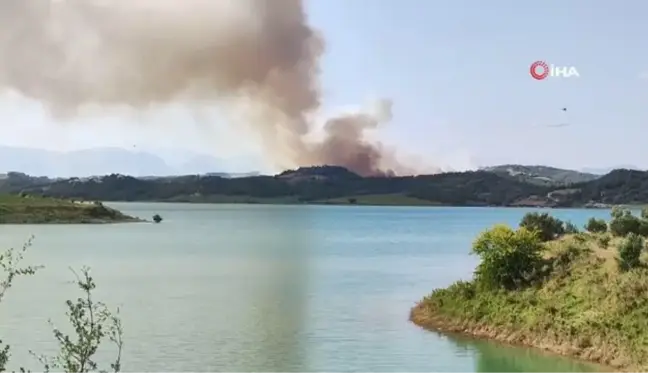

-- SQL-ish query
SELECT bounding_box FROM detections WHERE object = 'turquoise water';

[0,204,612,372]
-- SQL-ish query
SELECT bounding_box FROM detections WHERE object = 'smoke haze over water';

[0,0,425,176]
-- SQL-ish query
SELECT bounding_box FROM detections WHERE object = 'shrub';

[642,208,648,220]
[0,237,41,372]
[609,207,648,237]
[598,234,611,249]
[573,232,588,243]
[519,212,565,241]
[617,233,644,271]
[32,268,123,373]
[552,242,589,274]
[564,221,579,234]
[584,218,607,234]
[472,224,544,290]
[611,206,627,219]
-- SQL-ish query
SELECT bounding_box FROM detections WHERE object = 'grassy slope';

[0,194,141,224]
[410,233,648,371]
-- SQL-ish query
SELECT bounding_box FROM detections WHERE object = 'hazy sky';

[0,0,646,172]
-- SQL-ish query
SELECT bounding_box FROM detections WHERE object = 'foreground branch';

[0,237,124,373]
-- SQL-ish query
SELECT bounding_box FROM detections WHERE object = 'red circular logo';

[530,61,549,80]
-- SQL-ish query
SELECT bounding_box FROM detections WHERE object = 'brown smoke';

[0,0,412,176]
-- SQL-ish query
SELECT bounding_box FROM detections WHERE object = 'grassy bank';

[411,210,648,371]
[0,194,143,223]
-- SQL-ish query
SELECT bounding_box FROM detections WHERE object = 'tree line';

[4,167,648,206]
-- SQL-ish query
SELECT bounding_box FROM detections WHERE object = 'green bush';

[609,207,648,237]
[598,234,611,249]
[564,221,579,234]
[584,217,607,234]
[519,212,565,241]
[472,224,544,290]
[640,208,648,220]
[617,233,644,271]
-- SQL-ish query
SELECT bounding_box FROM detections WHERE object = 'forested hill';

[560,169,648,205]
[481,164,600,185]
[0,166,646,207]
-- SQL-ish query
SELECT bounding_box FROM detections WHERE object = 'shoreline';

[409,304,620,372]
[0,218,148,225]
[408,211,648,373]
[107,198,615,209]
[0,194,148,224]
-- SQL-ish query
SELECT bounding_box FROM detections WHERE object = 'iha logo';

[529,61,580,80]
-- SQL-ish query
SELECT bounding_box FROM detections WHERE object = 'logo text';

[530,61,579,80]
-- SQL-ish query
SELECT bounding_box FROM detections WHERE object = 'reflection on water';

[450,334,602,372]
[0,204,613,372]
[241,253,310,369]
[204,206,313,371]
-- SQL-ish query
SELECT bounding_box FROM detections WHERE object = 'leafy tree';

[584,218,608,234]
[519,212,565,241]
[472,225,544,290]
[617,233,644,271]
[0,238,123,373]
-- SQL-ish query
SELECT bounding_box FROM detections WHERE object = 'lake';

[0,204,613,372]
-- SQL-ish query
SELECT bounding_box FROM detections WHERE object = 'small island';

[410,209,648,371]
[0,193,142,224]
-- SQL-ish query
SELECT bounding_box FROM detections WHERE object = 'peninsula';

[410,209,648,371]
[0,194,142,224]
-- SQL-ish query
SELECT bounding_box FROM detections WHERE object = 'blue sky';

[0,0,646,172]
[307,0,647,170]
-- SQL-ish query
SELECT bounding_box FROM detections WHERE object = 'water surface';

[0,204,610,372]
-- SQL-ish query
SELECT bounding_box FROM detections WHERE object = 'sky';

[0,0,646,173]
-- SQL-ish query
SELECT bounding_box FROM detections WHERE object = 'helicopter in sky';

[547,108,569,127]
[533,107,570,128]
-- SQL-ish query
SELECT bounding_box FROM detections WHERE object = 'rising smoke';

[0,0,415,176]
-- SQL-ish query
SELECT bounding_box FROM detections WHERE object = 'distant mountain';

[0,146,257,177]
[580,165,642,175]
[482,164,600,186]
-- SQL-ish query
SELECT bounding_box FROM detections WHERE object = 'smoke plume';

[0,0,412,176]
